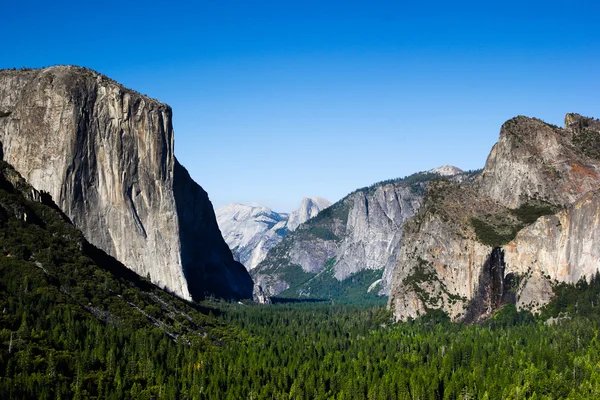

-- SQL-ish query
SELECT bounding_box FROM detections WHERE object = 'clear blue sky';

[3,1,599,212]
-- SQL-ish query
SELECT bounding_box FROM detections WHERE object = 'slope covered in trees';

[0,161,234,399]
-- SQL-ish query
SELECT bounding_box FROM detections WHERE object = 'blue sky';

[3,1,599,211]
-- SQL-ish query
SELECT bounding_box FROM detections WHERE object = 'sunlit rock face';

[504,188,600,312]
[388,182,516,321]
[0,66,252,300]
[286,197,332,231]
[479,115,600,209]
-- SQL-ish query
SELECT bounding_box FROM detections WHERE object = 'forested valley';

[2,159,600,399]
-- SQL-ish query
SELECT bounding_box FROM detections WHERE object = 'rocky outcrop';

[216,204,289,270]
[479,115,600,208]
[252,283,272,304]
[504,188,600,312]
[428,165,463,177]
[216,197,331,271]
[335,184,422,283]
[388,181,520,321]
[286,197,332,231]
[0,66,252,300]
[252,170,465,299]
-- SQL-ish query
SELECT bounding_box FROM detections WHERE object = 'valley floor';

[195,299,600,400]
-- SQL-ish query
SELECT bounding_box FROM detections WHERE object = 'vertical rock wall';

[0,66,252,300]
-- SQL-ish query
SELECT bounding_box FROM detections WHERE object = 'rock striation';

[0,66,252,301]
[504,188,600,312]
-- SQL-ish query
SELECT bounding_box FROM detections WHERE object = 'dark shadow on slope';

[80,230,222,317]
[462,247,515,323]
[80,218,223,317]
[173,159,253,301]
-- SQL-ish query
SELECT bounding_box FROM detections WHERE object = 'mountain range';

[250,165,472,301]
[249,113,600,321]
[2,65,600,325]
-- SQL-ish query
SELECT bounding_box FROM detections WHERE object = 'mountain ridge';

[252,167,474,301]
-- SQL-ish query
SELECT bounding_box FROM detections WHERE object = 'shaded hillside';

[0,161,234,399]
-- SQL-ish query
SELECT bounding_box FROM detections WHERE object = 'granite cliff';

[252,168,470,300]
[504,187,600,313]
[388,181,521,321]
[286,197,332,231]
[480,115,600,208]
[389,113,600,321]
[0,66,252,300]
[216,197,331,271]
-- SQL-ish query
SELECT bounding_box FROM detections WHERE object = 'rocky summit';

[389,113,600,321]
[216,197,331,271]
[428,165,464,176]
[0,66,252,301]
[479,114,600,208]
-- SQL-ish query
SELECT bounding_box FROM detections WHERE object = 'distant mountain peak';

[287,197,332,231]
[428,165,464,176]
[216,197,331,270]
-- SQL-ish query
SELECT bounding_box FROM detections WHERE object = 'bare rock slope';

[388,181,521,322]
[504,187,600,312]
[480,115,600,208]
[0,66,252,300]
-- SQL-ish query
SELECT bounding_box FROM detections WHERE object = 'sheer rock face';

[484,114,600,313]
[252,283,272,304]
[504,189,600,312]
[216,197,331,271]
[0,66,252,300]
[173,161,253,300]
[336,185,422,284]
[479,115,600,209]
